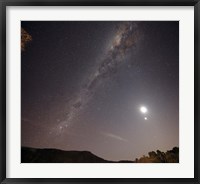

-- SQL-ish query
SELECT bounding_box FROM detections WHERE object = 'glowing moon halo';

[140,106,148,114]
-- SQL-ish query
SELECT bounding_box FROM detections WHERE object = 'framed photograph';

[0,0,199,183]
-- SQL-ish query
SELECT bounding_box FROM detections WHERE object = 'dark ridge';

[21,146,179,163]
[21,147,116,163]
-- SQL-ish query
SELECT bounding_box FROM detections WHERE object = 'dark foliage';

[134,147,179,163]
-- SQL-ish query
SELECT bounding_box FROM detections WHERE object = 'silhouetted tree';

[134,147,179,163]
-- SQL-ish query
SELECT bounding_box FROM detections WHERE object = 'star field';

[21,21,179,161]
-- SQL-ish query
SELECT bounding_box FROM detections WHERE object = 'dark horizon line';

[21,145,179,163]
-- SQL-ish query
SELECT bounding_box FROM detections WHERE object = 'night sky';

[21,21,179,161]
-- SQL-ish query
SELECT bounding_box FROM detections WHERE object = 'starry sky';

[21,21,179,161]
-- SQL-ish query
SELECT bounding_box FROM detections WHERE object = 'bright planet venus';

[140,106,148,114]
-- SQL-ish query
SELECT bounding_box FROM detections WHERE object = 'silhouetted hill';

[21,146,178,163]
[21,147,115,163]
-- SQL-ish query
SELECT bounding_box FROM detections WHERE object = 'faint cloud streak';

[101,132,128,142]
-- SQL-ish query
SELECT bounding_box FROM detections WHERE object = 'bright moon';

[144,117,148,120]
[140,106,148,113]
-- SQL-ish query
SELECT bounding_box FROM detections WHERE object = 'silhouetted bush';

[134,147,179,163]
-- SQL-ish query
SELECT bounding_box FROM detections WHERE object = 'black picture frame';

[0,0,199,183]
